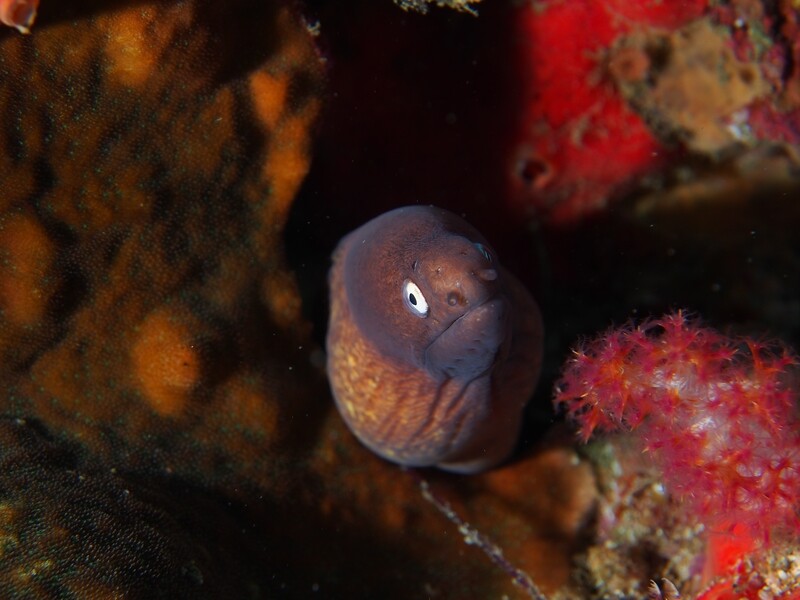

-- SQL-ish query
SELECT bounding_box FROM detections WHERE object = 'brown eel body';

[326,206,543,473]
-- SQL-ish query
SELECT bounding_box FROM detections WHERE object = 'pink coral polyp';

[555,312,800,542]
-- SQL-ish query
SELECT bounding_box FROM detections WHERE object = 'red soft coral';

[555,312,800,544]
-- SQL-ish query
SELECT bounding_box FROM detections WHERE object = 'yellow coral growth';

[250,72,290,130]
[131,309,201,417]
[0,214,55,327]
[103,4,198,88]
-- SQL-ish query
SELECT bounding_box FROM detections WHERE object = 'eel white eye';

[402,279,429,317]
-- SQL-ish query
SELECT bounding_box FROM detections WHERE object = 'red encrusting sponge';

[510,0,708,223]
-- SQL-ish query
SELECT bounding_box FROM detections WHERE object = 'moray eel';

[326,206,543,474]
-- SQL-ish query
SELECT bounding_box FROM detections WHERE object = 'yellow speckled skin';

[326,206,543,473]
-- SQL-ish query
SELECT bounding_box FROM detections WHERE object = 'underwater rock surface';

[0,417,281,598]
[0,0,325,488]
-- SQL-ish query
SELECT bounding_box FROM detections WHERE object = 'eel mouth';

[423,294,510,381]
[424,293,497,351]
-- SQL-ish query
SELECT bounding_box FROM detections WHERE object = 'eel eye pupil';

[402,280,429,318]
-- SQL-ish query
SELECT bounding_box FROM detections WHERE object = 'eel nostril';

[446,291,464,306]
[477,268,498,282]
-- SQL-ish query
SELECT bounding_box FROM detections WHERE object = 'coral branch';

[554,311,800,544]
[414,472,546,599]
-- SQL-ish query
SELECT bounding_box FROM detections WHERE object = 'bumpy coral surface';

[612,19,769,154]
[510,0,800,224]
[0,0,325,488]
[510,0,707,223]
